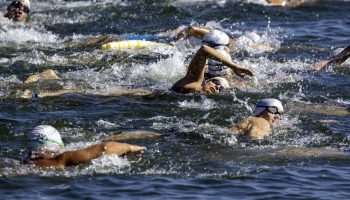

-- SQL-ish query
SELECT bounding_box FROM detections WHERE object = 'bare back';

[229,116,271,140]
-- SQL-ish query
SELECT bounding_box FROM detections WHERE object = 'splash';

[0,21,61,46]
[116,51,186,89]
[178,97,217,110]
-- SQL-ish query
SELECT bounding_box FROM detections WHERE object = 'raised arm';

[314,45,350,71]
[171,45,254,93]
[31,142,145,169]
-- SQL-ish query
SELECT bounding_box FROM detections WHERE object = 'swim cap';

[203,30,230,47]
[253,98,284,116]
[20,0,30,9]
[207,46,231,77]
[28,125,64,151]
[209,77,230,89]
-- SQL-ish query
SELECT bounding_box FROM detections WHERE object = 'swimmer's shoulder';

[246,117,271,140]
[231,116,271,139]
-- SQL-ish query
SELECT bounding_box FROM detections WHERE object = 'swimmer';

[22,125,145,169]
[171,30,254,94]
[313,45,350,71]
[1,0,30,22]
[230,98,284,140]
[21,31,254,97]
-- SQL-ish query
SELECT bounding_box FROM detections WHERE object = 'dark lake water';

[1,0,350,199]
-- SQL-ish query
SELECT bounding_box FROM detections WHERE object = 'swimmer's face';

[6,1,29,21]
[202,80,223,93]
[260,110,281,125]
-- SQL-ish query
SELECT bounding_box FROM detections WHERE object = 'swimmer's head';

[202,77,230,93]
[5,0,30,21]
[203,30,230,47]
[253,98,284,124]
[28,125,64,152]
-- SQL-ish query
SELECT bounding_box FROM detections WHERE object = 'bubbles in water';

[178,97,217,110]
[95,119,119,129]
[90,155,131,171]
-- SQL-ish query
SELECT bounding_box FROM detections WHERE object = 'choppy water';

[1,0,350,199]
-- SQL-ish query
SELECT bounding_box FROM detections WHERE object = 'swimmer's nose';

[214,85,220,91]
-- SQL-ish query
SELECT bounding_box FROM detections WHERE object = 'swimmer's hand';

[233,67,255,77]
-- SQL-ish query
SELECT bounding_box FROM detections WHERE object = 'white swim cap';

[209,77,230,89]
[203,30,230,47]
[20,0,30,9]
[28,125,64,151]
[253,98,284,116]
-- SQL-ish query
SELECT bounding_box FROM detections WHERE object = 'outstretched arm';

[314,45,350,71]
[174,25,210,41]
[174,26,236,45]
[31,142,145,169]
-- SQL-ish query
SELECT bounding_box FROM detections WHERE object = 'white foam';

[178,97,217,110]
[117,51,187,89]
[95,119,119,129]
[234,29,281,54]
[0,21,61,46]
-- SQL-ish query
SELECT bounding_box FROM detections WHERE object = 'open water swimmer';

[22,125,145,169]
[171,30,254,94]
[1,0,30,22]
[230,98,284,140]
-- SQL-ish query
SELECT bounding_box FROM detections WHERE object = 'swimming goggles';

[261,106,284,116]
[7,1,30,13]
[203,41,229,48]
[209,78,224,91]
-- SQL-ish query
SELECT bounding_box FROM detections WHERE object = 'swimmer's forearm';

[175,26,210,40]
[329,45,350,65]
[202,45,254,76]
[314,45,350,71]
[188,26,210,39]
